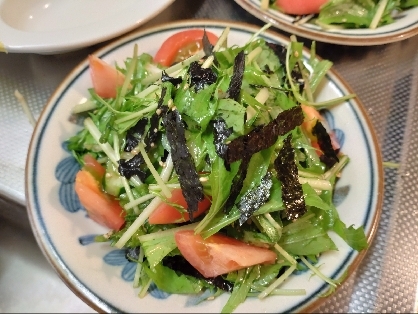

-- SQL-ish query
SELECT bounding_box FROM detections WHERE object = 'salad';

[67,25,368,313]
[261,0,418,30]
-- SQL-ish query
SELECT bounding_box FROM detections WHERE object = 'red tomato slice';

[175,230,277,278]
[82,154,105,180]
[74,169,125,230]
[148,188,210,224]
[88,54,126,99]
[153,29,219,67]
[276,0,329,15]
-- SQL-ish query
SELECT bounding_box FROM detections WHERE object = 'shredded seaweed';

[161,70,183,86]
[118,154,147,180]
[225,106,304,164]
[224,155,251,214]
[213,117,233,161]
[189,61,217,93]
[202,29,214,57]
[124,118,148,152]
[163,255,234,292]
[226,50,245,102]
[163,109,204,220]
[312,121,339,169]
[274,134,306,221]
[237,172,273,225]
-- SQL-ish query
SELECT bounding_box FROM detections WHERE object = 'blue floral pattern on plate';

[55,108,349,297]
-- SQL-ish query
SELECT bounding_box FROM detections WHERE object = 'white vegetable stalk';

[137,222,199,242]
[84,117,118,165]
[124,194,155,210]
[114,153,174,249]
[137,142,172,198]
[115,197,163,249]
[258,265,297,299]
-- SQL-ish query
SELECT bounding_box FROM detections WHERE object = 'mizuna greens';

[266,0,418,30]
[67,26,368,313]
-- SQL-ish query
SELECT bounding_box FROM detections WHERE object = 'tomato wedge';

[82,154,105,180]
[175,230,277,278]
[148,188,210,224]
[74,169,125,230]
[276,0,329,15]
[153,29,219,67]
[88,54,126,99]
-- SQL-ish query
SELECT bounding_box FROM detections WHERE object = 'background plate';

[0,0,174,54]
[235,0,418,45]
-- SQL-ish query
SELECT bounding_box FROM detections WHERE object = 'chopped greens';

[67,25,368,313]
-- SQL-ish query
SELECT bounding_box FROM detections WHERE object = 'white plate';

[26,20,383,313]
[235,0,418,45]
[0,0,174,54]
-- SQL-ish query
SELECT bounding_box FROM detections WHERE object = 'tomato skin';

[88,54,126,99]
[82,154,105,180]
[153,29,219,67]
[276,0,329,15]
[175,230,277,278]
[74,169,125,230]
[148,189,210,224]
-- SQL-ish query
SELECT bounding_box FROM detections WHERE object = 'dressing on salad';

[67,25,368,313]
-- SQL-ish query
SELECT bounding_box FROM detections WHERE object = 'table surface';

[1,0,418,312]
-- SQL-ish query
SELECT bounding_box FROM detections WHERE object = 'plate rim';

[25,18,384,313]
[235,0,418,46]
[0,0,175,54]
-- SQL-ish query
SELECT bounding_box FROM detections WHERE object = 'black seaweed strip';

[118,154,147,180]
[223,154,251,213]
[189,62,217,93]
[162,255,234,292]
[144,87,168,148]
[274,134,306,220]
[237,172,273,225]
[202,29,214,57]
[213,117,233,160]
[225,106,304,164]
[226,50,245,102]
[163,110,204,220]
[161,70,183,86]
[312,121,339,169]
[124,118,148,152]
[119,88,168,180]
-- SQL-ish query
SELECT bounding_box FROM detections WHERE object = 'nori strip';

[118,154,147,181]
[119,88,168,180]
[213,117,233,161]
[189,61,217,93]
[312,121,339,168]
[161,70,183,86]
[223,154,251,214]
[144,86,168,148]
[162,255,234,292]
[202,29,214,57]
[123,118,148,152]
[237,172,273,225]
[163,109,204,220]
[225,106,304,164]
[274,134,306,221]
[226,50,245,102]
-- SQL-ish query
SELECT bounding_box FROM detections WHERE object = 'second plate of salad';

[235,0,418,45]
[26,20,383,313]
